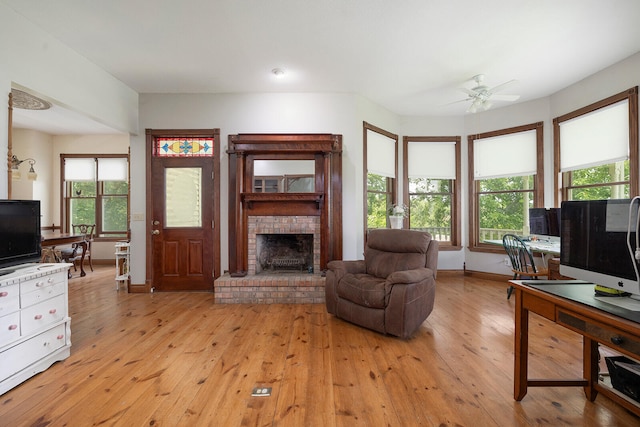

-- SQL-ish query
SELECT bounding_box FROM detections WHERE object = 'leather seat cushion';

[336,273,386,308]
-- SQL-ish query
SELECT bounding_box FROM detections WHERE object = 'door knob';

[152,230,160,235]
[153,220,160,225]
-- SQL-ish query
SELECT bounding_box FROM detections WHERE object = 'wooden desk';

[511,280,640,416]
[41,232,88,277]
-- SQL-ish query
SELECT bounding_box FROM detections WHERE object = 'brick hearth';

[214,273,325,304]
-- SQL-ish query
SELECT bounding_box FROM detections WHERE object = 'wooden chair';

[68,223,96,273]
[502,234,548,299]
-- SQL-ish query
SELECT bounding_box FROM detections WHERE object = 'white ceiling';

[6,0,640,134]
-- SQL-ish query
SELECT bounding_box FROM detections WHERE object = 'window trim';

[363,122,398,244]
[60,153,130,241]
[553,87,639,204]
[403,136,461,250]
[468,122,544,253]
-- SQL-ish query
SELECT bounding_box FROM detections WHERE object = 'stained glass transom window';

[155,137,215,157]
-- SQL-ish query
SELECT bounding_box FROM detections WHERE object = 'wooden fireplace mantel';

[227,133,342,277]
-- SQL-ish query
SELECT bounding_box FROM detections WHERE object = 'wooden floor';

[1,266,639,426]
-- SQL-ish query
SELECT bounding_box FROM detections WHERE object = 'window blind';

[64,158,96,181]
[473,130,537,180]
[97,157,128,181]
[367,129,396,178]
[408,141,456,179]
[559,100,629,172]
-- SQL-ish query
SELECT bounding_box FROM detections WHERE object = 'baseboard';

[463,269,511,282]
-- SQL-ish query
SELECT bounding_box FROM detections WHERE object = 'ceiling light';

[271,68,285,77]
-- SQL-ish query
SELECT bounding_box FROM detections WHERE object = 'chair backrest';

[72,223,96,241]
[502,234,538,274]
[365,229,434,278]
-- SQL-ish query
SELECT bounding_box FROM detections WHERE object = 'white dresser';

[0,263,72,395]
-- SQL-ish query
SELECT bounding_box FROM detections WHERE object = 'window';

[554,87,638,202]
[62,154,129,239]
[403,136,461,248]
[468,123,544,251]
[364,122,398,232]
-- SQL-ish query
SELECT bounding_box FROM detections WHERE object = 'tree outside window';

[63,155,129,239]
[468,123,544,251]
[554,88,638,202]
[404,137,461,247]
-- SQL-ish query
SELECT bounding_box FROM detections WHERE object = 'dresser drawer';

[0,323,67,380]
[0,284,19,316]
[21,281,66,308]
[20,294,67,336]
[0,311,20,347]
[558,308,640,356]
[20,271,65,295]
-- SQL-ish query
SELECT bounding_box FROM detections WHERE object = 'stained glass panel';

[155,137,214,157]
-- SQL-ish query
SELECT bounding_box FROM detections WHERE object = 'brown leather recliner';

[325,229,439,339]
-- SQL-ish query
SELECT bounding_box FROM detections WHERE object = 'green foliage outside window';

[367,173,391,229]
[68,180,128,237]
[409,178,451,240]
[567,160,629,200]
[478,175,534,239]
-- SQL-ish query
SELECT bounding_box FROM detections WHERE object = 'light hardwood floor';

[1,266,638,426]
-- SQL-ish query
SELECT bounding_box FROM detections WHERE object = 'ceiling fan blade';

[458,87,478,96]
[488,79,517,94]
[490,94,520,102]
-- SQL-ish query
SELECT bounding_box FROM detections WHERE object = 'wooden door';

[147,130,219,292]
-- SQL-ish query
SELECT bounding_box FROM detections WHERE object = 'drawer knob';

[0,291,8,297]
[8,324,18,330]
[34,314,43,320]
[57,334,64,340]
[49,308,57,314]
[611,336,625,345]
[36,281,45,287]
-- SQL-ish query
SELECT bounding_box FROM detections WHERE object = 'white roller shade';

[408,141,456,179]
[64,158,96,181]
[98,157,128,181]
[367,129,396,178]
[474,130,537,180]
[560,100,629,172]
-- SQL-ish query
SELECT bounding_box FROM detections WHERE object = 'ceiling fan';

[454,74,520,113]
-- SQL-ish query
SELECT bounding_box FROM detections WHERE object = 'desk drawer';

[21,281,66,308]
[0,311,20,347]
[0,284,19,316]
[20,271,66,295]
[20,294,66,336]
[557,309,640,356]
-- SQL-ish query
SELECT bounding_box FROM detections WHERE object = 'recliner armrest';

[327,260,366,277]
[386,268,434,285]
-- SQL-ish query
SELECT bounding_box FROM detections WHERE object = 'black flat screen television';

[529,207,561,237]
[0,199,42,273]
[560,199,640,296]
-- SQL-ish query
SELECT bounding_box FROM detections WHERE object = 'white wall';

[0,3,138,197]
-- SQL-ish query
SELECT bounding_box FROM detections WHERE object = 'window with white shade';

[468,123,544,250]
[404,136,461,247]
[364,122,398,232]
[62,154,129,239]
[554,88,638,201]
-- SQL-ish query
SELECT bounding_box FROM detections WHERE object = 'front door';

[147,130,220,291]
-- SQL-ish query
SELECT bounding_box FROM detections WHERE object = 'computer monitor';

[529,207,561,239]
[560,199,640,297]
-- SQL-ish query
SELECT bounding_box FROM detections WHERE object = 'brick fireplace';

[248,216,321,275]
[215,133,342,304]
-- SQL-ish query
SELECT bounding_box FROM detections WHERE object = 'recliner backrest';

[365,229,431,278]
